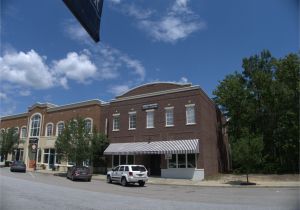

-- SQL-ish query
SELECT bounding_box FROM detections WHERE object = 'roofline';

[111,85,201,103]
[116,82,192,98]
[47,99,104,112]
[0,113,28,121]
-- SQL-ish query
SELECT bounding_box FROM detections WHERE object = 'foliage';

[213,50,299,173]
[0,128,19,161]
[55,117,108,166]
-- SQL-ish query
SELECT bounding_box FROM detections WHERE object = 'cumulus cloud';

[0,50,54,89]
[108,84,130,96]
[110,0,205,43]
[53,51,97,84]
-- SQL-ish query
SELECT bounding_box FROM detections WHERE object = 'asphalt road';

[0,167,299,210]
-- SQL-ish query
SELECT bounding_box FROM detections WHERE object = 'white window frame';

[56,121,64,136]
[185,104,196,125]
[112,155,135,167]
[128,111,137,130]
[29,113,42,137]
[112,113,120,131]
[20,126,27,138]
[165,107,174,127]
[45,123,53,137]
[146,109,154,129]
[167,153,197,169]
[84,118,93,133]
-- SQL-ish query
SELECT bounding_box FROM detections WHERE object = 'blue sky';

[0,0,298,116]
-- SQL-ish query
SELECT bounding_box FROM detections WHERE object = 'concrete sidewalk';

[34,169,300,188]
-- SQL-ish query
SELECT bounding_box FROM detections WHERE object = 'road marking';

[29,172,35,178]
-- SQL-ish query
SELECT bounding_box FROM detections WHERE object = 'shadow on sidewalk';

[53,172,67,177]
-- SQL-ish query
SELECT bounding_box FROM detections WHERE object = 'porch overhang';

[103,139,199,155]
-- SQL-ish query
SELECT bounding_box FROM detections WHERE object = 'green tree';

[213,50,299,174]
[0,128,19,161]
[55,117,108,167]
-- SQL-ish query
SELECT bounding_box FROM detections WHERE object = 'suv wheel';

[138,181,145,187]
[107,175,112,183]
[121,177,127,186]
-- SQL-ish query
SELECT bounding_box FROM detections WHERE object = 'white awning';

[104,139,199,155]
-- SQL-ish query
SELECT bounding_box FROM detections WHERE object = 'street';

[0,168,299,210]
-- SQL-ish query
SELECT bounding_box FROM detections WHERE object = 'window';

[43,148,55,165]
[113,155,119,167]
[113,114,120,131]
[37,148,42,163]
[120,155,126,165]
[165,107,174,127]
[186,104,196,125]
[125,166,129,171]
[84,118,92,133]
[129,112,136,130]
[127,155,134,164]
[168,153,196,168]
[112,155,135,167]
[46,123,53,136]
[43,149,49,164]
[13,127,19,137]
[21,127,27,138]
[146,109,154,128]
[56,122,64,136]
[119,166,124,171]
[30,114,41,136]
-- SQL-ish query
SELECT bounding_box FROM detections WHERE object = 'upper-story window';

[84,118,92,133]
[128,111,136,130]
[113,114,120,131]
[46,123,53,136]
[30,114,41,137]
[14,127,19,137]
[56,122,64,136]
[165,107,174,127]
[185,104,196,125]
[21,127,27,138]
[146,109,154,128]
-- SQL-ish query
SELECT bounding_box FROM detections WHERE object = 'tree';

[213,50,299,174]
[55,117,108,167]
[0,128,19,161]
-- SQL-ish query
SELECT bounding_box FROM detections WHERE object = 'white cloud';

[108,84,130,96]
[110,0,205,43]
[179,76,188,83]
[19,90,31,96]
[53,51,97,84]
[0,92,7,100]
[0,50,55,89]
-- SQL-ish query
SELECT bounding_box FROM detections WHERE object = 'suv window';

[119,166,124,171]
[125,166,129,171]
[114,166,119,171]
[131,166,146,172]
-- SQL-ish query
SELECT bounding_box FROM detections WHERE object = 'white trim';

[146,109,154,129]
[185,104,195,107]
[128,111,136,114]
[164,106,174,110]
[45,123,54,137]
[112,113,120,116]
[29,113,42,137]
[56,121,64,136]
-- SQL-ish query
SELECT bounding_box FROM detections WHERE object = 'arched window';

[84,118,93,133]
[30,114,41,137]
[56,122,64,136]
[14,127,19,136]
[46,123,53,136]
[21,126,27,138]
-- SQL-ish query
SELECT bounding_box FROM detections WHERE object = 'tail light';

[129,172,133,176]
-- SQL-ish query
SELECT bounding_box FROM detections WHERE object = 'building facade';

[0,83,230,180]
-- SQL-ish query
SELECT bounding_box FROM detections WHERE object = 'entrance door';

[49,149,55,169]
[149,155,161,176]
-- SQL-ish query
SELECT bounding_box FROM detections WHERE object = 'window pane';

[166,109,174,126]
[119,166,124,171]
[186,106,195,124]
[57,123,64,135]
[127,155,134,164]
[120,155,126,164]
[21,127,27,138]
[38,148,42,163]
[113,116,120,130]
[125,166,129,171]
[47,124,52,136]
[30,115,41,136]
[187,154,196,168]
[84,119,92,133]
[146,111,154,128]
[168,154,176,168]
[113,155,119,166]
[178,154,186,168]
[129,113,136,129]
[43,153,49,164]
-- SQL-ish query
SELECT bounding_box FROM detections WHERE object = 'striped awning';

[103,139,199,155]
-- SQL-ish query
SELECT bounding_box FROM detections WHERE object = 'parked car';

[107,165,148,187]
[0,156,5,168]
[10,161,26,172]
[66,166,92,182]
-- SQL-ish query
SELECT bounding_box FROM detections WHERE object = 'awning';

[104,139,199,155]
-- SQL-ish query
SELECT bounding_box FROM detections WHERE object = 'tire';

[138,181,145,187]
[87,178,91,182]
[107,175,112,183]
[121,177,127,186]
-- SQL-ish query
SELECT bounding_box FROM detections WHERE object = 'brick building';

[0,82,230,180]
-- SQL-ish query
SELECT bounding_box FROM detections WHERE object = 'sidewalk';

[35,169,300,188]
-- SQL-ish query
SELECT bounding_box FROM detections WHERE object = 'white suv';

[107,165,148,187]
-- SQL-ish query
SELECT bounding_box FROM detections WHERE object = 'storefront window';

[187,154,196,168]
[127,155,134,164]
[169,154,176,168]
[37,148,42,163]
[113,155,119,167]
[177,154,186,168]
[43,149,49,164]
[120,155,126,164]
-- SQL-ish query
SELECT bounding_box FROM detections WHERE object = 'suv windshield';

[131,166,146,172]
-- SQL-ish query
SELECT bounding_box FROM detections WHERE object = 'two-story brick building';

[0,82,230,180]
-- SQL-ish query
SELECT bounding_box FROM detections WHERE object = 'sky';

[0,0,299,116]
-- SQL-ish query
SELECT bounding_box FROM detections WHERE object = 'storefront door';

[149,155,161,176]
